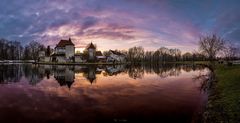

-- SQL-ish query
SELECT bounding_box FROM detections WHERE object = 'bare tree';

[182,52,193,61]
[199,34,225,61]
[128,46,144,63]
[46,46,52,57]
[223,42,238,60]
[25,41,45,61]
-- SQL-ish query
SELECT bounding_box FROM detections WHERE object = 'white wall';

[75,56,83,63]
[44,57,50,62]
[65,45,75,59]
[55,47,65,54]
[109,53,126,62]
[56,56,66,62]
[88,48,95,60]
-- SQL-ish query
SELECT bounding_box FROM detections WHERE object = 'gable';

[56,39,74,47]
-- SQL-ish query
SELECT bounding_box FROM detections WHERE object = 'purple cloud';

[0,0,239,52]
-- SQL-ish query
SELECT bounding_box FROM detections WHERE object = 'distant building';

[38,39,127,64]
[107,50,126,63]
[96,51,106,62]
[39,51,50,62]
[75,53,85,63]
[38,51,45,61]
[86,42,96,62]
[51,38,75,62]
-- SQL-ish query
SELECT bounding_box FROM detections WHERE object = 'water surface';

[0,64,207,123]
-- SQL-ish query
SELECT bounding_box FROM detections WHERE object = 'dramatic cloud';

[0,0,239,52]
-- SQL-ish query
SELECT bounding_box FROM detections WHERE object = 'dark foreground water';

[0,63,208,123]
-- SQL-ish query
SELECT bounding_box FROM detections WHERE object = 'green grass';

[214,64,240,122]
[203,64,240,123]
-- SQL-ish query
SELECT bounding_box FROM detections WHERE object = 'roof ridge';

[56,39,74,47]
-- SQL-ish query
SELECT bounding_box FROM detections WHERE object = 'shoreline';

[202,64,240,123]
[0,60,210,65]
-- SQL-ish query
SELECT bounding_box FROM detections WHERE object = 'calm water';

[0,64,208,123]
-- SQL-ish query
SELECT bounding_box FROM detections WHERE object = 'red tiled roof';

[86,42,96,49]
[96,51,103,56]
[56,38,74,47]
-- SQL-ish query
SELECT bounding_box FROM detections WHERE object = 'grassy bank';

[204,64,240,123]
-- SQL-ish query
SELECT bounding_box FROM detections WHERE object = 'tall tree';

[199,34,225,61]
[25,41,45,61]
[128,46,144,62]
[46,46,52,57]
[224,42,238,60]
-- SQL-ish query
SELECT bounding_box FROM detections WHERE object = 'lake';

[0,63,208,123]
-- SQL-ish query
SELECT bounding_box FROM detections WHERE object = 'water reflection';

[0,63,206,87]
[0,63,208,123]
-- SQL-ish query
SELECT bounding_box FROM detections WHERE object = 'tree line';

[0,34,239,62]
[107,34,240,63]
[0,39,51,61]
[108,46,207,63]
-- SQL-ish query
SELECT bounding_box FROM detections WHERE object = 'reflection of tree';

[128,65,144,79]
[0,64,52,85]
[0,64,23,83]
[153,64,178,78]
[0,63,207,88]
[142,64,182,78]
[194,63,229,123]
[193,64,216,92]
[23,64,45,85]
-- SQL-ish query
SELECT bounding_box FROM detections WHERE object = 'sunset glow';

[0,0,239,52]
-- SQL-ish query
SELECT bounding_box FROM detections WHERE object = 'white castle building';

[39,38,126,63]
[51,38,75,62]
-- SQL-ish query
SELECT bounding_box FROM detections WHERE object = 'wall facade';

[65,45,75,60]
[88,48,96,61]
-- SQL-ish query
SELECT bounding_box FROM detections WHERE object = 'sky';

[0,0,239,52]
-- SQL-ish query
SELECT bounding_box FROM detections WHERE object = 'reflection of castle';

[0,64,205,88]
[52,65,102,87]
[53,66,75,88]
[83,66,97,84]
[52,65,126,86]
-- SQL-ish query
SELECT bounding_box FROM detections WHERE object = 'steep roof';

[56,38,74,47]
[110,50,125,56]
[86,42,96,49]
[96,51,103,56]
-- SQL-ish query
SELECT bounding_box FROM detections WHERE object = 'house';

[107,50,126,63]
[38,51,45,62]
[75,53,85,63]
[38,51,50,62]
[51,38,75,62]
[96,51,106,62]
[38,39,123,64]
